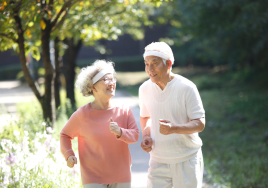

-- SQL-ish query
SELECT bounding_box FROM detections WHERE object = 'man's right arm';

[140,116,153,153]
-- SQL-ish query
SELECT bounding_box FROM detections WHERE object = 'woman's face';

[93,73,116,98]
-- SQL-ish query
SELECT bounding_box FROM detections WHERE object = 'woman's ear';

[92,85,97,93]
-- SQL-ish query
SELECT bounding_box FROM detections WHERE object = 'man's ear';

[166,60,172,70]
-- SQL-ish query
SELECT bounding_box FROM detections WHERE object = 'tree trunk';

[65,38,82,109]
[54,37,61,109]
[41,20,55,126]
[14,13,55,127]
[14,16,42,98]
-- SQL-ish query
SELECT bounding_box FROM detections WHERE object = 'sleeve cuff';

[189,113,205,120]
[116,128,127,141]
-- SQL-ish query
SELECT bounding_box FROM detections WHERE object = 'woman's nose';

[108,81,116,86]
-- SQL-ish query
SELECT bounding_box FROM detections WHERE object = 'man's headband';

[143,51,170,60]
[92,69,113,84]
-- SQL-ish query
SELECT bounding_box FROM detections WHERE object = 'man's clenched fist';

[159,119,173,135]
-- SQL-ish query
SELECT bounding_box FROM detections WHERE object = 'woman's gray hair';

[75,60,116,97]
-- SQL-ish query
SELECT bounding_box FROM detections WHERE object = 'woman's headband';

[92,69,113,84]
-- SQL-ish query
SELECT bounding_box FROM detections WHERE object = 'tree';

[0,0,81,126]
[0,0,166,125]
[155,0,268,69]
[53,0,162,109]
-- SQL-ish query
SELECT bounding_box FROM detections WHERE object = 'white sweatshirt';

[139,74,205,164]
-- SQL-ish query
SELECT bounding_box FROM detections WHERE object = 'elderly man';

[139,42,205,188]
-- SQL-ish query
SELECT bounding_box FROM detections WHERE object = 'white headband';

[92,69,113,84]
[143,51,169,60]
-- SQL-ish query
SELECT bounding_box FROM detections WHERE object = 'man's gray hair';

[75,60,115,97]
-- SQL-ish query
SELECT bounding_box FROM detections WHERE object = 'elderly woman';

[60,60,139,188]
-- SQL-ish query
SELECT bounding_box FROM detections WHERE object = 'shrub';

[0,127,82,187]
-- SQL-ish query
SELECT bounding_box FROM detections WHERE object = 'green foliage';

[189,69,268,187]
[0,0,165,123]
[175,68,268,186]
[0,124,24,144]
[0,0,160,57]
[155,0,268,69]
[0,119,82,187]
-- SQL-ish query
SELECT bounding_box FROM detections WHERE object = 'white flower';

[13,130,20,137]
[42,122,46,126]
[46,127,54,134]
[1,139,10,152]
[3,176,9,185]
[24,131,29,136]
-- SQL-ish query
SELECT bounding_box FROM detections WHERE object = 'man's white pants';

[147,150,203,188]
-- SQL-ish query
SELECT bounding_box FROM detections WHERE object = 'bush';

[0,98,84,187]
[0,128,82,187]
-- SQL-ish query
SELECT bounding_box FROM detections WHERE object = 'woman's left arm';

[118,109,139,144]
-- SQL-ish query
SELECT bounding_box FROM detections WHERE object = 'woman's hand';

[67,155,77,168]
[110,118,122,137]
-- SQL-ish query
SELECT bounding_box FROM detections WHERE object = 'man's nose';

[148,65,154,71]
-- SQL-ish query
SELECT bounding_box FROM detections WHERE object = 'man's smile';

[149,73,157,78]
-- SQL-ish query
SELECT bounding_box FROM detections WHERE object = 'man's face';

[144,55,168,84]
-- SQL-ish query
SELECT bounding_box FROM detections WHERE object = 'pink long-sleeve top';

[60,103,139,185]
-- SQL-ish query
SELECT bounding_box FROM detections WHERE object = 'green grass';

[187,68,268,187]
[199,88,268,187]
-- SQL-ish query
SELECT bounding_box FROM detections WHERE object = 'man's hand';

[110,118,122,137]
[141,136,153,152]
[159,119,173,135]
[67,155,77,168]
